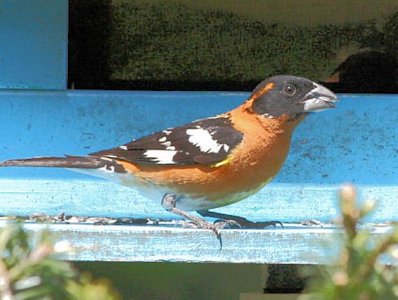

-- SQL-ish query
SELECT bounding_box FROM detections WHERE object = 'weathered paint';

[1,221,394,264]
[0,0,68,89]
[0,91,396,223]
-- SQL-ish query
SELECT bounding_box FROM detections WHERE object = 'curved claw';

[181,220,224,250]
[214,219,241,229]
[214,218,284,229]
[197,210,284,229]
[256,220,284,229]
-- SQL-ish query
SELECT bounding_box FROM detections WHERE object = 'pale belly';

[122,179,265,211]
[118,171,266,211]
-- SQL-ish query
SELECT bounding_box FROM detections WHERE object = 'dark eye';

[282,84,297,97]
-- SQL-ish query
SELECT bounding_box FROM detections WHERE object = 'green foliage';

[70,0,398,86]
[0,223,120,300]
[301,185,398,300]
[107,1,341,81]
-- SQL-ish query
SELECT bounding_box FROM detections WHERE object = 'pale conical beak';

[302,83,338,112]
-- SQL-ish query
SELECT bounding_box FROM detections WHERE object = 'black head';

[250,75,337,119]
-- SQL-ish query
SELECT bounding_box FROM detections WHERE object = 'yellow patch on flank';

[211,156,232,168]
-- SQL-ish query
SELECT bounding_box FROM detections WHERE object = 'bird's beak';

[302,83,338,112]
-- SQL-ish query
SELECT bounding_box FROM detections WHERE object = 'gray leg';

[161,193,229,249]
[197,210,283,228]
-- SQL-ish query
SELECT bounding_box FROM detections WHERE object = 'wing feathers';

[90,116,243,166]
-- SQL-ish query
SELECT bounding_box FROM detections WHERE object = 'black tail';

[0,155,107,169]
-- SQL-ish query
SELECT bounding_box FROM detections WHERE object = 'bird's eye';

[282,84,297,97]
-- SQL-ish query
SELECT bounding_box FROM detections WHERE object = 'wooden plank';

[0,0,68,89]
[0,221,392,264]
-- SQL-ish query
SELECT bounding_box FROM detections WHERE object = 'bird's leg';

[161,193,229,249]
[197,210,283,229]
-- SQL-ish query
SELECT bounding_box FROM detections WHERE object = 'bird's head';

[247,75,338,120]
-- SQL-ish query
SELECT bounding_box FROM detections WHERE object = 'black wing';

[90,116,243,166]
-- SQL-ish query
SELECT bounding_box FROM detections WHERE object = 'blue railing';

[0,0,397,263]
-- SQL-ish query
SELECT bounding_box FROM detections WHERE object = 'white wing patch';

[161,141,176,150]
[163,130,172,135]
[158,137,176,150]
[143,150,178,164]
[186,128,229,153]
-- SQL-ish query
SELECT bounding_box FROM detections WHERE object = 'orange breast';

[118,108,305,207]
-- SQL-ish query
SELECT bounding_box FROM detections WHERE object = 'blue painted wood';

[0,0,68,89]
[0,91,397,224]
[1,221,394,264]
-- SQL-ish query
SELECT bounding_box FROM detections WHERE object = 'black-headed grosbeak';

[0,75,337,241]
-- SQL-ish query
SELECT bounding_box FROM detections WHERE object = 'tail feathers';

[0,155,107,169]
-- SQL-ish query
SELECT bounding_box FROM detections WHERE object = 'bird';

[0,75,337,245]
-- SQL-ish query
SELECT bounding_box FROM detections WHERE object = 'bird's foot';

[161,193,225,249]
[182,218,239,231]
[215,219,282,229]
[198,210,283,229]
